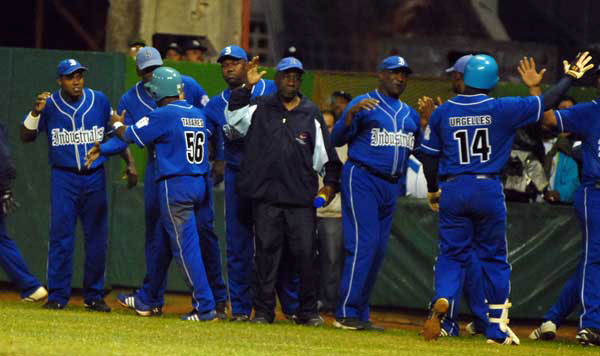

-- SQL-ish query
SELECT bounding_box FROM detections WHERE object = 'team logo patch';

[424,125,431,141]
[136,116,149,128]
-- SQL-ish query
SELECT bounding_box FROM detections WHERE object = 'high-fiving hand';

[563,51,594,79]
[517,57,546,88]
[246,56,267,87]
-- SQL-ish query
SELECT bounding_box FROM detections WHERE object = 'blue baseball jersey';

[204,78,276,166]
[101,75,210,156]
[420,94,543,176]
[555,99,600,186]
[25,88,112,170]
[330,89,420,176]
[123,100,214,181]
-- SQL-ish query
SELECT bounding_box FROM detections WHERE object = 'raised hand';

[564,51,594,79]
[417,96,436,126]
[517,57,546,88]
[246,56,267,87]
[33,92,51,116]
[110,109,126,127]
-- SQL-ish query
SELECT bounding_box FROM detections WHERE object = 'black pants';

[252,201,318,322]
[316,217,344,312]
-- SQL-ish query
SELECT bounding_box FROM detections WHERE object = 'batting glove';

[563,51,594,79]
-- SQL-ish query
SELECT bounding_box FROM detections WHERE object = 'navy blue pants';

[0,214,42,298]
[145,175,215,313]
[224,165,299,317]
[48,167,107,305]
[337,162,401,321]
[138,161,226,307]
[433,175,510,340]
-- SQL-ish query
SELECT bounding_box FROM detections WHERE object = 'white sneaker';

[529,321,557,340]
[486,326,520,345]
[22,286,48,302]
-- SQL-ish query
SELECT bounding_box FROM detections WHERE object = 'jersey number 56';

[453,128,491,164]
[185,131,205,164]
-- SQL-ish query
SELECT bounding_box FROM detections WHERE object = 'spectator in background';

[331,91,352,119]
[184,39,207,63]
[128,39,146,59]
[541,96,580,204]
[316,110,347,315]
[164,42,183,61]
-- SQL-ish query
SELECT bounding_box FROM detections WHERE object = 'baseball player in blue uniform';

[91,47,227,317]
[419,53,593,344]
[204,45,299,321]
[519,57,600,345]
[419,54,489,337]
[111,67,217,321]
[19,59,136,311]
[330,56,421,331]
[0,120,47,302]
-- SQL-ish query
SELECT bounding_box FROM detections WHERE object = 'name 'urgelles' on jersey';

[204,78,275,166]
[555,99,600,186]
[420,94,543,176]
[24,88,112,171]
[123,100,214,181]
[330,89,420,176]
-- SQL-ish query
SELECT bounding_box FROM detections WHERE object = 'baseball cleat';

[465,321,483,336]
[116,292,136,309]
[423,298,449,341]
[181,310,218,322]
[22,286,48,302]
[364,320,385,332]
[84,299,111,312]
[250,315,271,324]
[216,301,227,320]
[529,320,557,340]
[333,318,366,330]
[42,301,65,310]
[486,336,519,345]
[296,315,324,327]
[230,314,250,322]
[576,328,600,346]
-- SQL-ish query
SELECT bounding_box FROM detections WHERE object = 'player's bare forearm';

[119,147,135,166]
[528,86,542,96]
[541,110,558,128]
[115,126,127,141]
[19,125,38,142]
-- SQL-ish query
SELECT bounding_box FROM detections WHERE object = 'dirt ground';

[0,285,579,341]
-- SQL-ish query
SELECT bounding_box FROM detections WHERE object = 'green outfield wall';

[0,48,590,321]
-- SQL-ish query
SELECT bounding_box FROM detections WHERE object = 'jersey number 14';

[185,131,205,164]
[453,128,491,164]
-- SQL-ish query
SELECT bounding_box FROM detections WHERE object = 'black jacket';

[229,88,341,207]
[0,121,16,191]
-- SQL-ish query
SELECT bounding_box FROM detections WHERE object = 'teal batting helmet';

[143,66,182,102]
[464,54,499,90]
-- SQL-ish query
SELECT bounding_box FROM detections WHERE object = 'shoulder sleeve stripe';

[535,96,542,122]
[129,126,145,147]
[555,110,565,133]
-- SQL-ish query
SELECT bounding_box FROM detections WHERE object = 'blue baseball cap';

[217,45,248,63]
[445,54,473,74]
[378,56,412,73]
[136,47,163,70]
[56,59,87,77]
[276,57,304,73]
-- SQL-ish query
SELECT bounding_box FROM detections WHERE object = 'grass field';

[0,291,597,356]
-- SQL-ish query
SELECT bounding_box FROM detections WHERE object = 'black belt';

[54,165,102,175]
[441,174,498,183]
[349,159,401,183]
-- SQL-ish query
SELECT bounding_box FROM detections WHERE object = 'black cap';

[184,39,207,51]
[166,42,183,54]
[129,39,146,47]
[332,91,352,102]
